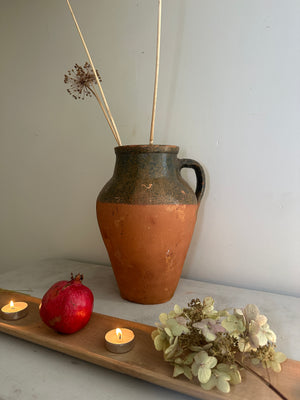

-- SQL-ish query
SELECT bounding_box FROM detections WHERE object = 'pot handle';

[178,158,206,203]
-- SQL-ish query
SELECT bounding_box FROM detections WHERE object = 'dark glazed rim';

[115,145,179,154]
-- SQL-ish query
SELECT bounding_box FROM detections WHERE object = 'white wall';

[0,0,299,296]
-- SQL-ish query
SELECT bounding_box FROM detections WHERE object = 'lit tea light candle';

[1,300,28,320]
[105,328,135,353]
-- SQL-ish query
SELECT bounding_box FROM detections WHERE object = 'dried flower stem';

[66,0,122,146]
[89,86,120,144]
[235,360,288,400]
[149,0,162,145]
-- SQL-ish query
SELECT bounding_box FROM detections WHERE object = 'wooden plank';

[0,291,299,400]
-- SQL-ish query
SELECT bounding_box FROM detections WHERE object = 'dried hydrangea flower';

[191,351,218,384]
[201,368,231,393]
[221,314,246,337]
[193,318,226,342]
[242,304,276,349]
[251,346,287,372]
[64,62,102,100]
[152,298,287,396]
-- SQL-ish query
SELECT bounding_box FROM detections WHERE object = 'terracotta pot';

[96,145,205,304]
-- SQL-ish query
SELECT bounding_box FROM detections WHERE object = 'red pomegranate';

[39,273,94,334]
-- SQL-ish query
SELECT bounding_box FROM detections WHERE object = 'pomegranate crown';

[70,273,83,282]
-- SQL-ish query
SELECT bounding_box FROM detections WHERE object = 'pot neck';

[113,146,179,178]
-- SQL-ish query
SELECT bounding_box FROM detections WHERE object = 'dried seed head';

[64,62,102,100]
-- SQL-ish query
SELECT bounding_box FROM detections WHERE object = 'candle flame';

[116,328,122,340]
[9,300,14,308]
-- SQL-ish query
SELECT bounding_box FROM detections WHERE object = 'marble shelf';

[0,259,299,400]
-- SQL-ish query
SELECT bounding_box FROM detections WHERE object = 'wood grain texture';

[0,291,299,400]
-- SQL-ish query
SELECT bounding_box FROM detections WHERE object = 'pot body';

[96,145,205,304]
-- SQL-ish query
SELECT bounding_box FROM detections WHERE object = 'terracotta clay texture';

[96,145,205,304]
[97,203,198,304]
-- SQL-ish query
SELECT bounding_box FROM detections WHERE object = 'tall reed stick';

[66,0,122,146]
[149,0,162,145]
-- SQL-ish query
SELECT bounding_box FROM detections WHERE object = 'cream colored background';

[0,0,299,296]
